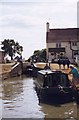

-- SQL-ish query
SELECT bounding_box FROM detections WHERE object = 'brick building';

[0,50,4,63]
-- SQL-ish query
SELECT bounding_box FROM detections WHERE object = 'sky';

[0,0,78,59]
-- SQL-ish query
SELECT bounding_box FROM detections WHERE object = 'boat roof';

[38,69,61,75]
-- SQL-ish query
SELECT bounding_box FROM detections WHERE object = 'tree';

[1,39,23,60]
[29,49,46,62]
[14,42,23,56]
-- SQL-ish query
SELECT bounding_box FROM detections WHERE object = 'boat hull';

[35,86,77,103]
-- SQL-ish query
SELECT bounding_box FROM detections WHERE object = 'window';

[72,42,77,46]
[73,51,78,55]
[56,43,61,48]
[56,43,58,48]
[59,43,61,48]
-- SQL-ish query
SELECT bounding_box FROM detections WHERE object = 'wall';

[9,62,23,77]
[0,51,4,63]
[46,42,72,61]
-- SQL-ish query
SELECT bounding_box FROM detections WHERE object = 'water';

[0,75,79,119]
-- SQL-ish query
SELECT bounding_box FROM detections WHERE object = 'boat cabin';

[37,69,70,88]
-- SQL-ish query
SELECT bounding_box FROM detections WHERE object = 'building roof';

[46,28,79,43]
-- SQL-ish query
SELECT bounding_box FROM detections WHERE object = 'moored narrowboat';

[34,69,78,102]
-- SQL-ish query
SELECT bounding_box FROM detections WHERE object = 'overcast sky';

[0,0,78,59]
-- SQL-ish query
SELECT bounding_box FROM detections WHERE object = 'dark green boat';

[34,69,78,103]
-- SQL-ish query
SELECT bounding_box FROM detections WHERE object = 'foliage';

[28,49,46,62]
[1,39,23,60]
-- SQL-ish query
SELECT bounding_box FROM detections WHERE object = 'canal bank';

[0,62,31,80]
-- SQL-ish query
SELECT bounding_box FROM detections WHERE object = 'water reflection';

[1,75,78,119]
[2,76,23,100]
[2,76,45,118]
[41,102,77,119]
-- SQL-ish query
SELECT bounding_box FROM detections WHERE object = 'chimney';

[46,22,50,32]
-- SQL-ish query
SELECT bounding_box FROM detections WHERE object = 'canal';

[0,75,79,119]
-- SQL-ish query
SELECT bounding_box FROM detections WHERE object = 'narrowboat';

[25,65,33,76]
[25,63,43,77]
[34,69,77,102]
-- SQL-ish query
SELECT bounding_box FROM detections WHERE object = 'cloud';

[0,3,46,29]
[0,1,77,28]
[0,14,43,28]
[0,0,78,3]
[0,1,78,59]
